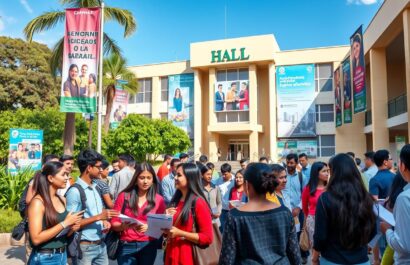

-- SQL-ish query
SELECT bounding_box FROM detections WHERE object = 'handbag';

[299,219,310,251]
[191,198,222,265]
[11,218,28,241]
[105,193,129,260]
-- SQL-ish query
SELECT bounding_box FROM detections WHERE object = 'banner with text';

[168,74,194,139]
[342,57,352,123]
[60,8,100,113]
[277,139,317,160]
[276,64,316,137]
[334,67,342,127]
[350,25,367,113]
[110,84,129,129]
[8,129,43,174]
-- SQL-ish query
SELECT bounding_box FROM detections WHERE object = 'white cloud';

[347,0,379,5]
[20,0,33,14]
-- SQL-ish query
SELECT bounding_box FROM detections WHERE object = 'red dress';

[164,197,213,265]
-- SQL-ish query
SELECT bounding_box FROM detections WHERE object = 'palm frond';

[103,53,139,94]
[50,37,65,77]
[59,0,100,8]
[103,33,121,56]
[105,7,137,37]
[23,11,65,42]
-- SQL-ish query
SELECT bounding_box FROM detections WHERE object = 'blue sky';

[0,0,383,66]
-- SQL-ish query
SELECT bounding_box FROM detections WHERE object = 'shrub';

[0,166,34,211]
[0,209,21,233]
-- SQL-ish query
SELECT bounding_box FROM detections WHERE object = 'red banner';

[60,8,101,113]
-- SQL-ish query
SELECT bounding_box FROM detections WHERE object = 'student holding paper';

[28,161,83,265]
[111,162,166,265]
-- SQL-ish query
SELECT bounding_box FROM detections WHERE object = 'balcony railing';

[365,109,372,126]
[388,94,407,118]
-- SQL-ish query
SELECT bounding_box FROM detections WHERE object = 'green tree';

[0,37,60,111]
[103,53,139,133]
[24,0,137,155]
[104,114,190,162]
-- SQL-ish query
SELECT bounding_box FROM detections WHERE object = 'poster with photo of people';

[110,85,129,129]
[350,25,367,113]
[342,57,352,123]
[277,139,317,160]
[214,80,249,112]
[334,67,342,127]
[8,129,43,174]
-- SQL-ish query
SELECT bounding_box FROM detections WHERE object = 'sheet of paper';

[146,214,173,239]
[118,214,145,225]
[229,200,246,208]
[373,204,395,226]
[211,207,220,215]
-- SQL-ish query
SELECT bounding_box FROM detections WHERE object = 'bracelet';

[60,221,67,229]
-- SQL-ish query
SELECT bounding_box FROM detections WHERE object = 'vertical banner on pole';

[60,8,101,113]
[334,67,342,127]
[342,57,353,123]
[110,84,129,129]
[350,25,367,113]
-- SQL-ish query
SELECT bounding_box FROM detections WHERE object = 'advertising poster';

[350,25,367,113]
[60,8,101,113]
[334,67,342,127]
[215,80,249,112]
[277,139,317,160]
[8,129,43,174]
[342,57,353,123]
[276,64,316,137]
[110,84,128,129]
[168,74,194,139]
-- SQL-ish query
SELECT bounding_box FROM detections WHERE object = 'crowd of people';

[17,146,410,265]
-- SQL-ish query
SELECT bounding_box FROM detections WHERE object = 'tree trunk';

[103,85,116,133]
[63,112,76,155]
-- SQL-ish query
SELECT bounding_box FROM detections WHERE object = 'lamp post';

[97,0,105,152]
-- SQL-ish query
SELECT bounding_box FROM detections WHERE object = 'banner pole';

[97,1,105,153]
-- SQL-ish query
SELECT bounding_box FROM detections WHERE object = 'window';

[160,113,168,119]
[315,104,334,122]
[161,77,168,102]
[136,78,152,103]
[318,135,335,157]
[216,68,249,82]
[315,64,333,92]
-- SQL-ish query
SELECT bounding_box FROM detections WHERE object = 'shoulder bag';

[106,193,129,260]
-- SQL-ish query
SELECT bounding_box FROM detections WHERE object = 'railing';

[365,109,372,126]
[388,94,407,118]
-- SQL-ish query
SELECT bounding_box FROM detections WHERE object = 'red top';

[164,197,213,265]
[239,89,249,110]
[230,187,245,201]
[157,164,170,181]
[111,192,166,242]
[302,185,325,216]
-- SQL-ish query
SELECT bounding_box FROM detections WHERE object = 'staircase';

[213,160,242,173]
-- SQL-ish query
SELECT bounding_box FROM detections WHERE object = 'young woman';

[302,162,329,249]
[163,163,213,265]
[266,164,291,210]
[28,161,83,265]
[219,163,301,265]
[111,162,166,265]
[228,169,247,208]
[88,73,96,97]
[201,165,222,226]
[312,153,376,265]
[173,88,183,113]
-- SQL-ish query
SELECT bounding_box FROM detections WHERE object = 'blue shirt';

[369,169,395,199]
[301,164,311,185]
[386,183,410,263]
[66,178,104,241]
[161,172,176,205]
[283,171,306,210]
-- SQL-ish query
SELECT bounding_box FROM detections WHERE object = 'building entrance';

[227,140,249,161]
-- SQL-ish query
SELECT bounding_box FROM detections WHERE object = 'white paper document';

[118,214,145,225]
[146,214,173,239]
[229,200,246,208]
[373,204,395,226]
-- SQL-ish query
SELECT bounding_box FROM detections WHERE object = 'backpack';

[18,176,34,218]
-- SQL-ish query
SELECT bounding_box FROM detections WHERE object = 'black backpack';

[18,176,35,218]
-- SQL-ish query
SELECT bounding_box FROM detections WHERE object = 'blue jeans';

[28,250,67,265]
[117,241,157,265]
[320,257,370,265]
[75,243,108,265]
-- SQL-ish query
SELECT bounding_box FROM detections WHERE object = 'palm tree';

[23,0,136,155]
[103,53,139,133]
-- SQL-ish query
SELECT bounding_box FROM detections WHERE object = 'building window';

[315,63,333,92]
[161,77,168,102]
[160,113,168,119]
[136,78,152,103]
[315,104,334,122]
[216,68,249,82]
[318,135,335,157]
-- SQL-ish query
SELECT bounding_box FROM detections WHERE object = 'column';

[194,70,202,157]
[249,64,258,126]
[151,76,160,119]
[249,131,259,162]
[209,68,217,125]
[268,63,277,161]
[403,9,410,140]
[370,48,389,150]
[209,133,219,162]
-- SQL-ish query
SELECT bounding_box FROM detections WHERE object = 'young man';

[108,159,120,177]
[381,144,410,263]
[215,84,225,111]
[161,158,181,205]
[157,154,172,181]
[364,151,378,185]
[199,154,208,165]
[370,149,395,200]
[95,160,114,209]
[109,154,134,201]
[179,153,189,163]
[298,153,311,184]
[239,158,249,170]
[66,149,119,265]
[202,165,222,227]
[226,82,238,110]
[57,154,75,196]
[259,156,268,164]
[214,163,234,232]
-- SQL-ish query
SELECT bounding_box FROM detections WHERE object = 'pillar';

[268,63,277,161]
[249,131,259,162]
[208,68,217,125]
[249,65,258,126]
[151,76,160,119]
[194,70,202,157]
[403,9,410,140]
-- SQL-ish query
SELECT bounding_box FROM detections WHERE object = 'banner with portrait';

[342,57,353,123]
[276,64,316,137]
[60,8,101,113]
[334,67,342,127]
[214,80,249,112]
[110,84,128,129]
[277,139,317,160]
[168,74,194,139]
[8,129,43,174]
[350,25,367,113]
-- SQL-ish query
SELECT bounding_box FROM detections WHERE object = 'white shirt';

[214,176,234,210]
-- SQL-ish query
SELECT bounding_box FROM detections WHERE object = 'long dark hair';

[235,169,245,189]
[327,153,376,249]
[33,161,65,228]
[308,162,327,196]
[122,162,158,215]
[169,163,209,224]
[386,172,407,210]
